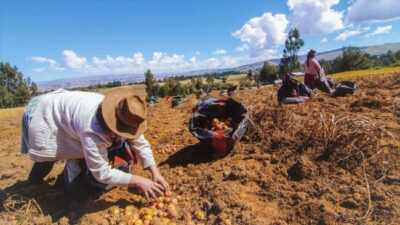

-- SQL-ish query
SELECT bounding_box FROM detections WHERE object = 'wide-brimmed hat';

[102,87,147,139]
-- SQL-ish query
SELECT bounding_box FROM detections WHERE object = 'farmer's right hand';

[129,175,164,201]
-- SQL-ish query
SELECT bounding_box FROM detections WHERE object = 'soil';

[1,73,399,225]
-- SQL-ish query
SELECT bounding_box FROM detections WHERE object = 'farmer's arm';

[80,133,132,186]
[128,135,170,190]
[81,133,165,199]
[127,135,156,169]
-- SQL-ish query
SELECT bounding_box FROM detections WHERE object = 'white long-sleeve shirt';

[27,90,155,187]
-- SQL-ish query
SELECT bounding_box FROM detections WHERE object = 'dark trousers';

[28,161,56,184]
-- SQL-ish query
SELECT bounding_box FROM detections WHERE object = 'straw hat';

[102,87,147,139]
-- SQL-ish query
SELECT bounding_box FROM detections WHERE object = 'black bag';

[277,74,313,103]
[189,98,248,157]
[332,81,356,97]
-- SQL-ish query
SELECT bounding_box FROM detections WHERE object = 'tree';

[30,82,39,96]
[158,85,169,97]
[195,77,203,90]
[246,70,253,80]
[206,76,214,85]
[144,69,157,96]
[278,28,304,76]
[395,50,400,60]
[331,47,371,73]
[221,76,227,83]
[258,61,277,84]
[319,59,333,74]
[386,50,396,64]
[0,62,36,109]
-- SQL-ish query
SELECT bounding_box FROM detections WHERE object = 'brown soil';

[1,73,399,225]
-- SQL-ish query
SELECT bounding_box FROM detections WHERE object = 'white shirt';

[27,90,156,187]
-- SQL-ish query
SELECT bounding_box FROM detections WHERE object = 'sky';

[1,0,400,82]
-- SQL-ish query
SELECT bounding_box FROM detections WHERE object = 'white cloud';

[194,51,201,56]
[335,29,361,41]
[321,37,328,43]
[30,50,274,76]
[347,0,400,23]
[213,49,226,55]
[30,56,56,65]
[334,26,370,41]
[233,12,289,57]
[32,68,45,72]
[366,25,393,37]
[148,52,165,65]
[63,50,88,69]
[288,0,344,34]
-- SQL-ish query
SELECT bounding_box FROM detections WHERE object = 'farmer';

[21,88,169,200]
[304,49,322,90]
[303,50,331,93]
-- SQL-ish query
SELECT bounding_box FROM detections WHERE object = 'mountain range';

[38,42,400,90]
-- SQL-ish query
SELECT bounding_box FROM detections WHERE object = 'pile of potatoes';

[104,191,207,225]
[203,117,234,131]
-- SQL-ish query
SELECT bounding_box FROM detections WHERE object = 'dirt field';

[0,73,399,225]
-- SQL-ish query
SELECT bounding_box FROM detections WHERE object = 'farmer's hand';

[148,165,170,191]
[129,175,164,201]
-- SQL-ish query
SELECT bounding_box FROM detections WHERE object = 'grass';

[0,107,24,120]
[328,66,400,79]
[97,84,146,96]
[227,74,247,85]
[293,66,400,81]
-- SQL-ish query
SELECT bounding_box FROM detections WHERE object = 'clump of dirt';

[350,97,383,109]
[287,156,317,181]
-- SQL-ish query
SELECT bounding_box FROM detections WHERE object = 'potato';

[111,207,120,216]
[165,190,173,197]
[160,217,170,223]
[185,221,196,225]
[222,219,232,225]
[168,210,178,219]
[143,215,153,221]
[194,211,205,221]
[133,219,143,225]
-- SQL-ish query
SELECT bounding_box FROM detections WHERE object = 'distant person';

[21,88,169,200]
[304,50,333,94]
[304,50,321,90]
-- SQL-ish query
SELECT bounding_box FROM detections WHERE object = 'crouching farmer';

[21,88,169,201]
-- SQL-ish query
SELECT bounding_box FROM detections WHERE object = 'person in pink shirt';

[304,50,321,90]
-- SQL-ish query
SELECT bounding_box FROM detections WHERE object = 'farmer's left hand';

[148,165,170,191]
[153,173,170,191]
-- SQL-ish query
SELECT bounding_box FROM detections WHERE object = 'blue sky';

[1,0,399,82]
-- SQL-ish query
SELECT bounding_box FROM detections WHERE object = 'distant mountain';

[38,73,144,90]
[38,42,400,90]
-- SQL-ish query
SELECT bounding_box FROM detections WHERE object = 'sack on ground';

[332,81,356,97]
[277,74,313,104]
[189,98,248,157]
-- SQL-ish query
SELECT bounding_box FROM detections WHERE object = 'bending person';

[21,88,169,201]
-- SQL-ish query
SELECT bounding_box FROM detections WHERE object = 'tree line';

[320,48,400,74]
[0,62,39,109]
[144,69,234,97]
